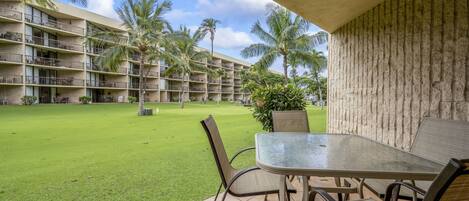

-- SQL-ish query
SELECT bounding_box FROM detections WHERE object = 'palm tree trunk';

[315,76,324,110]
[282,54,288,84]
[138,53,145,116]
[210,34,214,56]
[180,72,185,109]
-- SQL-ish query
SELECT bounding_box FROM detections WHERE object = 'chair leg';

[214,183,223,201]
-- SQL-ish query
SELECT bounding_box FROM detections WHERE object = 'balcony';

[0,32,22,43]
[0,75,23,85]
[0,53,23,64]
[190,77,206,83]
[208,79,220,84]
[129,68,159,77]
[86,80,127,89]
[208,89,221,93]
[25,35,83,52]
[165,74,183,80]
[222,80,233,85]
[189,87,205,92]
[25,76,84,87]
[129,82,158,90]
[26,56,83,70]
[86,47,105,55]
[86,63,127,74]
[24,14,84,35]
[0,8,22,21]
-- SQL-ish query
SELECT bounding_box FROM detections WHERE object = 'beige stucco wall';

[328,0,469,150]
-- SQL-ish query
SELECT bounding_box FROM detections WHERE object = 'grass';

[0,102,326,201]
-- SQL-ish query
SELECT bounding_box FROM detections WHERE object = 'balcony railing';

[208,89,221,93]
[26,56,83,69]
[222,90,233,93]
[190,87,205,92]
[190,77,205,82]
[24,14,84,35]
[86,63,127,74]
[234,81,242,85]
[222,80,232,85]
[222,63,232,68]
[208,79,220,84]
[166,74,183,80]
[0,8,22,21]
[0,53,23,63]
[86,80,127,88]
[129,69,159,77]
[0,75,23,84]
[86,47,105,55]
[0,31,22,42]
[129,82,158,90]
[25,35,83,52]
[25,76,84,86]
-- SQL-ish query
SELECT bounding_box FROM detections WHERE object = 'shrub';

[128,96,137,104]
[21,96,37,105]
[79,96,91,104]
[251,84,306,131]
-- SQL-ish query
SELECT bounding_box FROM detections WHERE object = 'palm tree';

[93,0,172,116]
[302,50,327,109]
[199,18,220,56]
[162,26,214,109]
[241,6,327,84]
[27,0,87,8]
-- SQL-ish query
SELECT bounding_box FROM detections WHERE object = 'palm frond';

[241,44,275,58]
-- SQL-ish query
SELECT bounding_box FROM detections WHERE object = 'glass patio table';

[255,133,444,201]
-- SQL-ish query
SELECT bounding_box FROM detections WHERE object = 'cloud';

[165,9,200,20]
[196,0,276,19]
[206,27,254,49]
[86,0,120,20]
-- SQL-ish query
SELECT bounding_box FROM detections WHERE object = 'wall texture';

[327,0,469,150]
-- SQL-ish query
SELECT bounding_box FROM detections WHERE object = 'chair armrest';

[384,182,426,201]
[310,189,337,201]
[229,146,255,164]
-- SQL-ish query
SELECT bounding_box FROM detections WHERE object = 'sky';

[60,0,327,74]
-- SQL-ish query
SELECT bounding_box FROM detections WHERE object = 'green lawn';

[0,102,326,201]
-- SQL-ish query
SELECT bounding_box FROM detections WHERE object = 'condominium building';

[0,1,251,104]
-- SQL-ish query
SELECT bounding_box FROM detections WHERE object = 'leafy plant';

[79,96,91,104]
[128,96,137,104]
[21,96,37,105]
[251,84,306,131]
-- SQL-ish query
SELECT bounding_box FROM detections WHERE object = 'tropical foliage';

[161,26,215,108]
[241,5,328,84]
[92,0,172,115]
[240,67,284,93]
[251,84,306,131]
[297,50,327,109]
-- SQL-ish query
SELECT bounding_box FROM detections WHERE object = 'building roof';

[274,0,384,33]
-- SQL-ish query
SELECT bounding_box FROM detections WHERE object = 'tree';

[199,18,220,56]
[240,66,285,94]
[241,5,327,84]
[162,26,215,109]
[93,0,172,116]
[298,50,327,109]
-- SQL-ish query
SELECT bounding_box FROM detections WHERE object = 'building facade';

[277,0,469,151]
[0,1,250,105]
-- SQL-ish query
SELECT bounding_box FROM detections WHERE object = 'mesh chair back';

[411,118,469,165]
[272,110,310,132]
[424,159,469,201]
[201,115,235,188]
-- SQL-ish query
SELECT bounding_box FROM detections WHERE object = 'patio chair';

[272,110,310,132]
[350,117,469,200]
[201,115,296,201]
[309,158,469,201]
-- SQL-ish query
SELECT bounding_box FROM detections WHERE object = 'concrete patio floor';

[204,176,385,201]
